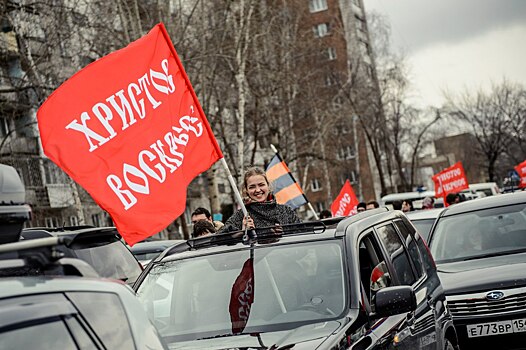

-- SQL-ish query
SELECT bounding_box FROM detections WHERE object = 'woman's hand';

[242,215,255,230]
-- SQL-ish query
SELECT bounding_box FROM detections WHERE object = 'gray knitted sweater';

[220,199,301,232]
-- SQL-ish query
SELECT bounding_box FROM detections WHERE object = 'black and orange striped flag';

[265,154,308,209]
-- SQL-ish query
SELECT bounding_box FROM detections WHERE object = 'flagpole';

[270,144,319,220]
[220,158,248,217]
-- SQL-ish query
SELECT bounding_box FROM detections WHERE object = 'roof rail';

[163,220,339,257]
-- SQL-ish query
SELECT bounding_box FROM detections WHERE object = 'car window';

[394,220,424,279]
[376,223,416,285]
[67,292,135,350]
[0,320,77,349]
[137,241,346,342]
[430,203,526,263]
[72,237,141,282]
[358,233,392,308]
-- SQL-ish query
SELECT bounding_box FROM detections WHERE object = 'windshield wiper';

[462,248,526,261]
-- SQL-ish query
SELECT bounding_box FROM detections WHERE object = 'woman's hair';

[242,167,272,201]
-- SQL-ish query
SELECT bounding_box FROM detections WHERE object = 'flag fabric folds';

[37,23,223,245]
[331,180,359,217]
[265,154,308,209]
[229,256,255,334]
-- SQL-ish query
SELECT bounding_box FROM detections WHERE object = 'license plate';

[467,318,526,338]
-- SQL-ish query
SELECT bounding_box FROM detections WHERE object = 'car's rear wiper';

[462,248,526,261]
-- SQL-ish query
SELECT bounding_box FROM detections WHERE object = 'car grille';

[448,289,526,318]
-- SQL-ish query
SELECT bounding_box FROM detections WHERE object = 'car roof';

[441,191,526,217]
[0,276,129,300]
[405,208,445,220]
[154,208,404,263]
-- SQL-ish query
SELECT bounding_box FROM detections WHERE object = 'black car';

[21,226,143,285]
[134,210,457,349]
[427,191,526,349]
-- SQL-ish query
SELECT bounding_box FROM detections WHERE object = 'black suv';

[134,209,458,349]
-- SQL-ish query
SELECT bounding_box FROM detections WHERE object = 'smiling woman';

[219,167,301,232]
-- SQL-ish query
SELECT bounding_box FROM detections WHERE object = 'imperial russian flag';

[36,23,223,245]
[265,154,307,209]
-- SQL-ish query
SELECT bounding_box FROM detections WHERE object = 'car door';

[356,231,418,349]
[376,221,439,350]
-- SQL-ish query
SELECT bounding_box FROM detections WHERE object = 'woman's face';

[246,175,269,202]
[402,201,411,212]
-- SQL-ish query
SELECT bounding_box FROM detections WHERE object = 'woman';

[220,167,301,232]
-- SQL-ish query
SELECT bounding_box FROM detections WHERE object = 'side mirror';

[373,285,416,318]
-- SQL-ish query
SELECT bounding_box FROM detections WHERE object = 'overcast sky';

[365,0,526,108]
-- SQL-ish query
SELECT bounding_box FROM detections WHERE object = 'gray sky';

[365,0,526,107]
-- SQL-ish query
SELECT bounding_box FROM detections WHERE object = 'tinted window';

[395,220,424,279]
[67,292,134,349]
[377,224,416,285]
[0,320,77,349]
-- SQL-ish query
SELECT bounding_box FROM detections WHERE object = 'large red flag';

[432,162,469,205]
[331,180,359,217]
[229,256,255,334]
[37,23,222,245]
[515,160,526,188]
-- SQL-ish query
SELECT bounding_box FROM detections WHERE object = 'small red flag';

[36,23,222,245]
[515,160,526,189]
[432,162,469,206]
[331,180,360,217]
[229,257,255,334]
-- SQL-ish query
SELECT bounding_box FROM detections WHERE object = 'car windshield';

[136,240,346,342]
[411,219,435,242]
[430,203,526,263]
[73,238,142,282]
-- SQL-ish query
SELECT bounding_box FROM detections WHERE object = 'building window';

[45,217,60,228]
[44,159,68,185]
[69,216,79,226]
[218,183,226,193]
[336,146,355,160]
[311,178,322,192]
[341,171,357,185]
[315,202,325,212]
[313,23,330,37]
[91,214,101,227]
[309,0,328,13]
[325,74,335,86]
[326,47,337,60]
[0,117,9,138]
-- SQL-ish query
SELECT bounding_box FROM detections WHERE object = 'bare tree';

[445,80,526,181]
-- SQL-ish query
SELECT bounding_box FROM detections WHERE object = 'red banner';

[229,257,254,334]
[515,160,526,188]
[432,162,469,204]
[37,24,222,245]
[331,180,359,217]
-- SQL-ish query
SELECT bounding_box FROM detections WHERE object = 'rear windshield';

[73,238,141,282]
